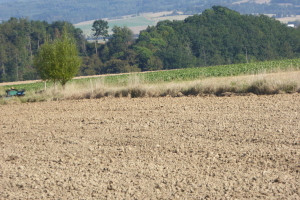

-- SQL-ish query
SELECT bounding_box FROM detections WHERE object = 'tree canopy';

[34,27,81,86]
[0,18,85,82]
[131,6,300,70]
[92,20,109,39]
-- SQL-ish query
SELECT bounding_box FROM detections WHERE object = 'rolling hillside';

[0,0,299,23]
[75,11,191,37]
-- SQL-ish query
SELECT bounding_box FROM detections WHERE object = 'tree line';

[0,6,300,83]
[0,18,85,82]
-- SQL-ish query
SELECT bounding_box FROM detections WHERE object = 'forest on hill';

[0,6,300,83]
[0,0,299,23]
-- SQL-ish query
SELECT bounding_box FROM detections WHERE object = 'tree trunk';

[15,53,19,81]
[83,40,87,56]
[245,47,249,63]
[28,36,33,61]
[202,47,207,66]
[1,64,5,75]
[95,40,98,55]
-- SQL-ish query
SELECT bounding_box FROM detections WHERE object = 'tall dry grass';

[68,71,300,98]
[1,71,300,104]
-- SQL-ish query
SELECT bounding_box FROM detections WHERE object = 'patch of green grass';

[1,58,299,97]
[0,81,54,94]
[139,59,300,83]
[108,16,155,28]
[91,58,300,86]
[75,16,155,36]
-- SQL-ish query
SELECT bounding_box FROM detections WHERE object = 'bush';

[246,80,275,95]
[34,26,81,86]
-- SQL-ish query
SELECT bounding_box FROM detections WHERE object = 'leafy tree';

[108,26,134,58]
[80,54,103,75]
[147,56,163,71]
[134,46,153,70]
[103,59,128,74]
[0,18,87,83]
[34,27,81,86]
[92,19,109,54]
[92,19,109,39]
[0,35,8,82]
[103,58,140,74]
[99,45,110,62]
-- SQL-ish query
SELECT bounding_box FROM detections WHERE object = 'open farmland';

[1,94,300,199]
[75,11,191,36]
[1,58,299,93]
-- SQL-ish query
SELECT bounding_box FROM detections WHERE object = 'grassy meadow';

[75,12,190,36]
[75,16,155,36]
[0,58,300,104]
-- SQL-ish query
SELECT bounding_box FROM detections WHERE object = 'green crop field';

[74,12,191,36]
[1,58,299,96]
[139,59,300,83]
[98,58,300,86]
[108,16,155,28]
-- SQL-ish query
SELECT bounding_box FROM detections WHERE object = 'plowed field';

[1,94,299,199]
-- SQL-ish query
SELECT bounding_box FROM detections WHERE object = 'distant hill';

[0,0,299,23]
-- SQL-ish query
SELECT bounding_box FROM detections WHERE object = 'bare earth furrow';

[0,94,299,199]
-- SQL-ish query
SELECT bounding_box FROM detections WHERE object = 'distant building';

[287,24,295,28]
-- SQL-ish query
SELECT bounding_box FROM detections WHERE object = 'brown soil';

[1,94,299,199]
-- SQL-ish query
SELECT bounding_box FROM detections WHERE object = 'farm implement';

[4,88,26,97]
